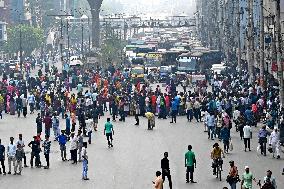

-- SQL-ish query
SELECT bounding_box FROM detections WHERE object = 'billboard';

[0,22,7,42]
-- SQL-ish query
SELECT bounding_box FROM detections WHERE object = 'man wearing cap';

[241,166,256,189]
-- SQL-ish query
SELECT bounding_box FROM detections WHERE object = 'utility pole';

[275,0,284,107]
[247,0,254,84]
[259,0,265,87]
[19,25,23,74]
[236,0,241,72]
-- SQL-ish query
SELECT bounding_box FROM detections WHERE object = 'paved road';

[0,108,283,189]
[0,64,283,188]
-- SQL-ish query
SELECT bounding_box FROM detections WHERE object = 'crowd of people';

[0,61,283,188]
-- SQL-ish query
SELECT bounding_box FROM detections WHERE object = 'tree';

[87,0,103,48]
[4,25,44,56]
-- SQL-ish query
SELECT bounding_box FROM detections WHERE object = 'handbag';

[229,139,233,151]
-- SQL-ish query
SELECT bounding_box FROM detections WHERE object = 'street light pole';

[81,21,84,57]
[19,25,23,74]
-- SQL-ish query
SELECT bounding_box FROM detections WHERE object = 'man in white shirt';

[243,124,252,152]
[7,137,16,174]
[269,128,281,159]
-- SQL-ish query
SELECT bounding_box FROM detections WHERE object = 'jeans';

[186,109,193,121]
[30,152,40,167]
[230,182,237,189]
[82,159,88,178]
[208,126,215,139]
[244,138,250,150]
[186,166,194,182]
[0,159,6,173]
[171,110,177,123]
[88,131,92,144]
[45,154,50,167]
[162,170,172,189]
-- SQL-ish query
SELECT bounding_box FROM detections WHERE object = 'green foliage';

[101,33,126,65]
[4,25,44,56]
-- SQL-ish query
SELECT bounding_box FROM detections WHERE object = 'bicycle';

[213,158,223,181]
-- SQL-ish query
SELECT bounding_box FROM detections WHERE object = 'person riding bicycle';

[211,143,225,175]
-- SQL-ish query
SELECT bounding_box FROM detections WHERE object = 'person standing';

[69,132,78,164]
[36,113,43,136]
[185,145,197,183]
[43,113,52,137]
[42,135,51,169]
[227,161,238,189]
[28,136,41,168]
[58,130,67,161]
[258,126,268,156]
[16,134,28,167]
[161,152,172,189]
[152,171,163,189]
[241,166,256,189]
[0,139,6,175]
[77,130,84,162]
[81,142,89,180]
[243,123,252,152]
[170,98,178,123]
[104,118,114,148]
[14,144,24,175]
[52,113,60,141]
[85,117,93,144]
[7,137,16,174]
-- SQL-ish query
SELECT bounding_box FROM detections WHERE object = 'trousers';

[82,159,88,178]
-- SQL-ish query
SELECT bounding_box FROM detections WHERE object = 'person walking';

[268,128,281,159]
[220,126,231,153]
[0,139,6,175]
[206,112,216,140]
[240,166,256,189]
[7,137,16,174]
[104,118,114,148]
[152,171,163,189]
[81,142,89,180]
[226,161,239,189]
[161,152,172,189]
[43,113,52,137]
[42,135,51,169]
[52,113,60,140]
[185,145,197,183]
[243,123,252,152]
[258,126,268,156]
[262,170,277,189]
[58,130,67,161]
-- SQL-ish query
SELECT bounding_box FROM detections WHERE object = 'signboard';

[191,74,206,82]
[0,22,7,41]
[87,57,99,64]
[0,0,4,8]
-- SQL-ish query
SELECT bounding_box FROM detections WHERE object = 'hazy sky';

[117,0,197,16]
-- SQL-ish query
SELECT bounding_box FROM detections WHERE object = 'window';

[0,0,4,8]
[0,24,3,41]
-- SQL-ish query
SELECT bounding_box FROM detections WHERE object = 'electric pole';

[259,0,265,87]
[247,0,254,84]
[275,0,284,107]
[236,0,241,72]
